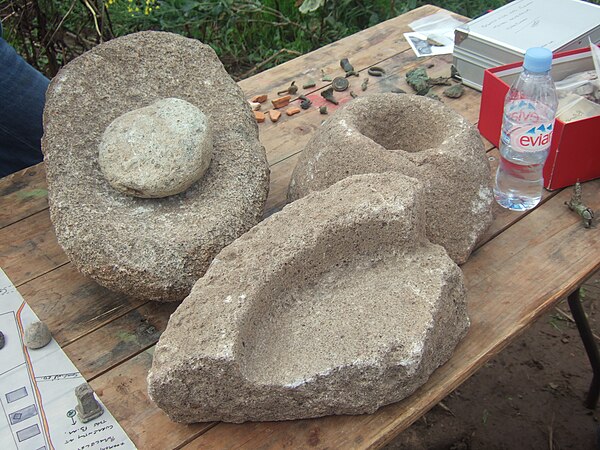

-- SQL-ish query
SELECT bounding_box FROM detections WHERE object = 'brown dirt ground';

[385,267,600,450]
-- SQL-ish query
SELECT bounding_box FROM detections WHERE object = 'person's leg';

[0,31,49,177]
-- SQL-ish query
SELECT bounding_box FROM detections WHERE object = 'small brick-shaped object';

[254,111,265,123]
[271,95,291,109]
[269,110,282,123]
[251,94,268,103]
[286,107,301,116]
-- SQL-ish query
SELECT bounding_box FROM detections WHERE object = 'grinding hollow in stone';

[288,93,493,264]
[148,173,469,423]
[43,32,269,302]
[98,98,212,198]
[24,321,52,349]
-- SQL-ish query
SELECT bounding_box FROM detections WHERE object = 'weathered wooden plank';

[0,209,68,286]
[0,164,48,228]
[66,301,178,379]
[91,348,213,449]
[184,179,600,450]
[17,264,146,345]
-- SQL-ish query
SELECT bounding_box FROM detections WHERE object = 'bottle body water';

[493,47,558,211]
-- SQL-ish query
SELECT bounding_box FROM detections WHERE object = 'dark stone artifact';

[332,77,349,92]
[406,67,431,95]
[444,83,465,98]
[321,87,339,105]
[0,331,4,350]
[75,383,104,423]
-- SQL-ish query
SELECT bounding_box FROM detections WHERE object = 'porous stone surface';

[24,321,52,349]
[148,173,469,423]
[43,32,269,302]
[288,93,493,264]
[75,382,104,423]
[98,98,212,198]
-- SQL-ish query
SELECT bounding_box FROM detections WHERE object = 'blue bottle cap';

[523,47,553,73]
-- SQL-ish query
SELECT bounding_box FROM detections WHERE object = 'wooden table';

[1,5,599,449]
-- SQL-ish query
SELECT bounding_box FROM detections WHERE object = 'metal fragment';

[298,95,312,109]
[340,58,359,77]
[277,81,298,96]
[428,76,452,86]
[340,58,354,73]
[565,182,594,228]
[443,83,464,99]
[350,91,358,98]
[406,67,430,95]
[321,87,339,105]
[361,78,369,91]
[332,77,349,92]
[391,88,406,94]
[425,91,441,101]
[319,106,328,114]
[367,66,385,77]
[450,65,462,81]
[302,81,316,89]
[321,69,332,81]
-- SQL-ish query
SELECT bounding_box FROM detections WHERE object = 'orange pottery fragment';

[269,110,282,123]
[254,111,266,123]
[271,95,292,109]
[286,107,301,116]
[252,94,268,103]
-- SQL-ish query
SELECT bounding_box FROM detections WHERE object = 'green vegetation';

[1,0,598,79]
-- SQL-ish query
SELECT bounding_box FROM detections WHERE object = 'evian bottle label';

[503,100,554,152]
[510,122,554,151]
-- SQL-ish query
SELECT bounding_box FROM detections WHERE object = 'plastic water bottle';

[493,47,558,211]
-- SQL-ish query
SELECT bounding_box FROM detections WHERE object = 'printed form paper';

[0,268,136,450]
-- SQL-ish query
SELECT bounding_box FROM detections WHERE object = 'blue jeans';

[0,23,49,177]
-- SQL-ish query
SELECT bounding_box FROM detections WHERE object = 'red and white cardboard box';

[478,47,600,190]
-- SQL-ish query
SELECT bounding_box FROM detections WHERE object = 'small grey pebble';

[24,321,52,349]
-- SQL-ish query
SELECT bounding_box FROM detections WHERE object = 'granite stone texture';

[98,98,212,198]
[148,173,469,423]
[24,321,52,349]
[288,93,493,264]
[43,32,269,302]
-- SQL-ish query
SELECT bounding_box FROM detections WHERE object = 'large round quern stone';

[288,93,493,265]
[42,32,270,302]
[98,98,212,198]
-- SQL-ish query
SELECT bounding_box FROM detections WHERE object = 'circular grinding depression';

[288,93,493,264]
[42,32,270,302]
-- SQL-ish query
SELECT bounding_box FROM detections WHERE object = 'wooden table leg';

[568,288,600,409]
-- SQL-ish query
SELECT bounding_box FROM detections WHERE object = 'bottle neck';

[521,68,551,78]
